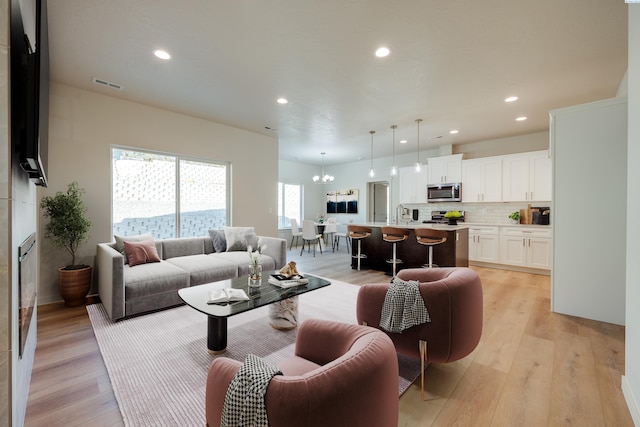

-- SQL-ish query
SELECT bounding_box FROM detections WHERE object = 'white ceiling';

[47,0,628,166]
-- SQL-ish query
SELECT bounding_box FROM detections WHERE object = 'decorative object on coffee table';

[40,181,93,307]
[247,240,266,287]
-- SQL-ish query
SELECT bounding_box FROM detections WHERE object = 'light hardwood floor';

[25,244,634,426]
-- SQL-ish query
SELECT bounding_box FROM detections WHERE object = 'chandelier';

[312,152,335,184]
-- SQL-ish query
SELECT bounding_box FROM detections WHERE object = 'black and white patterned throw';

[379,277,431,333]
[221,353,282,427]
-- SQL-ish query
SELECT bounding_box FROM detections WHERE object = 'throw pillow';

[114,233,154,264]
[224,226,258,252]
[123,240,161,267]
[208,229,227,253]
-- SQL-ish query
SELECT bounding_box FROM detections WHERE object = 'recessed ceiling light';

[505,96,518,103]
[516,116,527,121]
[276,97,288,104]
[449,130,459,134]
[400,139,407,144]
[154,50,171,60]
[375,47,390,58]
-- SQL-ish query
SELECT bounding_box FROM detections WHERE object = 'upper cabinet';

[502,150,551,202]
[461,157,502,202]
[427,154,463,184]
[398,166,429,204]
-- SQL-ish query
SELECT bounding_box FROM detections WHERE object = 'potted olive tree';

[40,181,92,307]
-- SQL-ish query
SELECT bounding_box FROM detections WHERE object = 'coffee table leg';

[207,316,227,354]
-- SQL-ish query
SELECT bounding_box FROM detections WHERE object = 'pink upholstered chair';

[205,319,399,427]
[356,267,483,399]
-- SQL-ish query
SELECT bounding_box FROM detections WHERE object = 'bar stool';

[347,225,371,270]
[381,226,410,277]
[415,228,448,268]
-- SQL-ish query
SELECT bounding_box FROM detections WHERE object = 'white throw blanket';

[221,354,282,427]
[379,277,430,333]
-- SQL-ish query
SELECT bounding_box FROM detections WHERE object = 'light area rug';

[87,279,422,427]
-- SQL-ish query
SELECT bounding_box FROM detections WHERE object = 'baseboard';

[622,375,640,426]
[469,261,551,276]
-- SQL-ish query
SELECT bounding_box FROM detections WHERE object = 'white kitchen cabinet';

[461,157,502,202]
[427,154,463,184]
[500,227,551,270]
[398,166,428,204]
[502,151,551,202]
[468,226,499,263]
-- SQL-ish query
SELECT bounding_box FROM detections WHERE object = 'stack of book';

[268,274,309,288]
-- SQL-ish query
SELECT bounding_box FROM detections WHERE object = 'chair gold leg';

[420,340,426,400]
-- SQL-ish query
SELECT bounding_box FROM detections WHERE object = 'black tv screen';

[11,0,49,187]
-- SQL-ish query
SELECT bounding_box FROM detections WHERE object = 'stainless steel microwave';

[427,182,462,202]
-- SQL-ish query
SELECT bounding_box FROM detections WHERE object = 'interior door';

[370,182,389,223]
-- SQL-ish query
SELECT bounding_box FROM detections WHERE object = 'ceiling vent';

[92,77,123,90]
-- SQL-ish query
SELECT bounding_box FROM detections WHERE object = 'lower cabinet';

[468,226,499,263]
[499,227,552,270]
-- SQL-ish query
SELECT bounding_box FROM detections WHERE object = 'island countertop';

[353,221,468,230]
[348,223,468,273]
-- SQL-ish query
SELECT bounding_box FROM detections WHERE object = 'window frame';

[111,145,230,238]
[277,181,303,231]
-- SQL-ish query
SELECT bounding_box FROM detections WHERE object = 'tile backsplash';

[402,202,551,224]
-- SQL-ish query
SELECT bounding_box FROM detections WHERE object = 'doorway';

[368,181,389,223]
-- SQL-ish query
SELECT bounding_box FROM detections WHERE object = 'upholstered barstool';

[415,228,448,268]
[381,226,410,276]
[347,225,371,270]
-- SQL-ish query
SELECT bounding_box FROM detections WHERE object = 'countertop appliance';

[423,210,465,224]
[427,182,461,202]
[531,207,550,225]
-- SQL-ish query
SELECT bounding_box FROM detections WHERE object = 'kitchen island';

[350,222,469,274]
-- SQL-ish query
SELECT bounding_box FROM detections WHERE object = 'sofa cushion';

[162,237,206,259]
[208,229,227,253]
[114,233,154,264]
[224,227,258,252]
[124,260,190,299]
[124,240,161,267]
[213,252,277,274]
[166,254,239,286]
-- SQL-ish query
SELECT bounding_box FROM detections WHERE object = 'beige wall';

[37,83,279,304]
[454,131,549,159]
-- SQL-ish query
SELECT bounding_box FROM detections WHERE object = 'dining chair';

[323,221,338,251]
[289,218,303,249]
[301,220,323,256]
[333,223,351,253]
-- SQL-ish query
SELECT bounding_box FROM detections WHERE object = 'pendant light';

[312,152,334,184]
[415,119,423,173]
[390,125,398,176]
[368,130,376,178]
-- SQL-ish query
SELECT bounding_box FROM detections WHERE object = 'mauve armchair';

[205,319,399,427]
[356,267,483,399]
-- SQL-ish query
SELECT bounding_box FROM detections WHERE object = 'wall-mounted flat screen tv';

[11,0,49,187]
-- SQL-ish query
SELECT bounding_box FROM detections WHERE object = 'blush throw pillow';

[224,227,259,252]
[123,240,161,267]
[114,233,154,264]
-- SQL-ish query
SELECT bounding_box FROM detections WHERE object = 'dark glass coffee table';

[178,271,331,354]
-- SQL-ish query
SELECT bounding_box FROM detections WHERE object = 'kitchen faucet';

[395,204,404,225]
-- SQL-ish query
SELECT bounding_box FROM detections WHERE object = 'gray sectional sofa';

[96,235,286,321]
